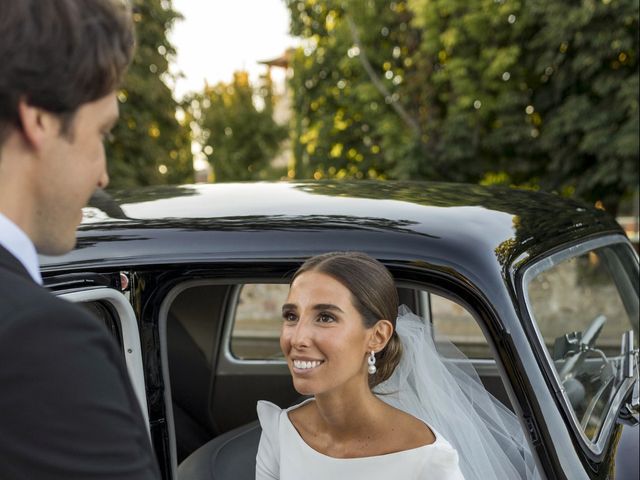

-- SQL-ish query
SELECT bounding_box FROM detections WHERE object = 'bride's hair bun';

[293,251,402,388]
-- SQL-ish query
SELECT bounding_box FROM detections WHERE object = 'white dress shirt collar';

[0,212,43,285]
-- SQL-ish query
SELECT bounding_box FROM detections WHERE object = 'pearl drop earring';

[367,350,377,375]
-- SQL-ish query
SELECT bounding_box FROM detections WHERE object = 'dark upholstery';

[168,313,215,462]
[177,420,261,480]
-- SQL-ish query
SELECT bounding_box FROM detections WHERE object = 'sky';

[169,0,296,99]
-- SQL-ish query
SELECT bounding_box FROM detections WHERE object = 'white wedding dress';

[255,308,539,480]
[255,399,465,480]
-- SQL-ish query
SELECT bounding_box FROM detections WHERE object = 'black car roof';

[40,181,622,275]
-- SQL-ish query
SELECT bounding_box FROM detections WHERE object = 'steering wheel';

[558,314,607,382]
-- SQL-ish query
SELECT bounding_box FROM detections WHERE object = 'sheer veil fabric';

[375,306,541,480]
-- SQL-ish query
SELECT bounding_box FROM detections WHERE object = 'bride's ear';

[367,319,394,352]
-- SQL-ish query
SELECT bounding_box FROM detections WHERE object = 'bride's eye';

[282,311,297,323]
[317,312,335,323]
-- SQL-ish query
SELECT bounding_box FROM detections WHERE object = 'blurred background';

[105,0,639,242]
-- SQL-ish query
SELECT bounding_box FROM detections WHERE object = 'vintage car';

[39,181,639,480]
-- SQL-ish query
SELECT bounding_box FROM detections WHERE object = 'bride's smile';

[291,359,324,371]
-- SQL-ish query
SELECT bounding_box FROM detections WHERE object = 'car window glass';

[431,293,490,359]
[231,283,289,360]
[525,242,639,444]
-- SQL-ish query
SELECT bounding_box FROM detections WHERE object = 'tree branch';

[345,14,422,137]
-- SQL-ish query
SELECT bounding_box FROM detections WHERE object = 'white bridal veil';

[375,306,541,480]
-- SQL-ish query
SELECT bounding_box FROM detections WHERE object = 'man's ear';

[367,319,394,353]
[17,99,56,150]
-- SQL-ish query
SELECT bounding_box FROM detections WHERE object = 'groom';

[0,1,159,478]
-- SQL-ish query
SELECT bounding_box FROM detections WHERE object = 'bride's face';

[281,270,372,396]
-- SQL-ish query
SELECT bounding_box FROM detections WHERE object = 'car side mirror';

[553,331,583,361]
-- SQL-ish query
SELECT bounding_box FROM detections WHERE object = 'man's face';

[33,92,118,255]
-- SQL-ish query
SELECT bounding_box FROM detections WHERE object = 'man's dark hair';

[0,0,135,145]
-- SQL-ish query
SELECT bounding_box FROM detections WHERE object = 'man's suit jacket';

[0,245,160,479]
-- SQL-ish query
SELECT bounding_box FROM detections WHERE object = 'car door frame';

[55,286,150,430]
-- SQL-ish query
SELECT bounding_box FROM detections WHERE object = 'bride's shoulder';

[384,404,436,449]
[257,398,314,428]
[257,400,282,417]
[256,400,285,432]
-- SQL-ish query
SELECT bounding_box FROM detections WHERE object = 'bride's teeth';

[294,360,321,369]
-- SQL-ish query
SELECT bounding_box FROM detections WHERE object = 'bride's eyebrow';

[282,303,297,312]
[312,304,344,313]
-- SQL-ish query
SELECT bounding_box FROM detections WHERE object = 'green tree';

[190,71,287,182]
[525,0,639,214]
[410,0,639,213]
[286,0,426,180]
[409,0,539,183]
[287,0,639,214]
[106,0,193,189]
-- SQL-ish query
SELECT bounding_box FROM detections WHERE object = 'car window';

[523,239,639,446]
[431,293,490,359]
[230,283,289,360]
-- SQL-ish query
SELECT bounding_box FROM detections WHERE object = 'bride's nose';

[289,317,313,349]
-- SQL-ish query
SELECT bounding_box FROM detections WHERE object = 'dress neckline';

[283,398,442,461]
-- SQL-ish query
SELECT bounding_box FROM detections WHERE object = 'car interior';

[72,272,515,479]
[158,280,514,479]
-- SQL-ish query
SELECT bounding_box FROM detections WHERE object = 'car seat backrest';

[177,420,261,480]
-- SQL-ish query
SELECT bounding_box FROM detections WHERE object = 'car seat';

[177,420,261,480]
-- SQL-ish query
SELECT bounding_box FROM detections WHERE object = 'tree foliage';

[286,0,639,213]
[410,0,639,213]
[106,0,193,189]
[187,72,288,182]
[408,0,538,183]
[523,0,639,213]
[286,0,425,180]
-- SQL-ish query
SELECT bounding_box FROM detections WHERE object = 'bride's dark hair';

[292,251,402,388]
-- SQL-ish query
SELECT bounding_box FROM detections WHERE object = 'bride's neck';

[313,382,382,437]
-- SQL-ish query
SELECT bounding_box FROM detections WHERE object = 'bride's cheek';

[280,328,290,353]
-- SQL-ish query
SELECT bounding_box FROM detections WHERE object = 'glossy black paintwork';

[41,181,621,275]
[39,181,635,480]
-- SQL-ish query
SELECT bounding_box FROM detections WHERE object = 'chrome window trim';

[418,289,431,322]
[521,234,636,455]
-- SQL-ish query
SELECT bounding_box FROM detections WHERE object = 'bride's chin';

[292,379,318,396]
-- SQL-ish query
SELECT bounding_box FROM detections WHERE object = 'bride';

[256,252,538,480]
